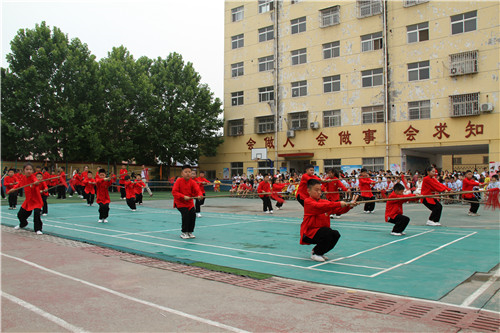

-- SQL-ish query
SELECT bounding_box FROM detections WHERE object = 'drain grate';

[469,314,500,332]
[433,309,468,325]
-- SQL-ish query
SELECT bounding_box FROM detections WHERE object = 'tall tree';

[147,52,223,177]
[1,21,101,162]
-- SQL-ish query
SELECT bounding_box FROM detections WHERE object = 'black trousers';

[17,207,42,232]
[57,185,66,199]
[98,203,110,219]
[302,227,341,256]
[361,196,375,212]
[275,200,283,208]
[388,214,410,233]
[468,197,480,213]
[42,196,48,214]
[422,198,443,222]
[260,196,272,212]
[126,198,136,210]
[120,185,126,199]
[86,193,95,205]
[177,207,196,233]
[297,194,305,207]
[8,192,18,208]
[136,193,143,204]
[195,197,205,213]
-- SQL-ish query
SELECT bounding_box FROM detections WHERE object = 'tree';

[1,21,102,163]
[146,53,224,177]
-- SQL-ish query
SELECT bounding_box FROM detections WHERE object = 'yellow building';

[200,0,499,179]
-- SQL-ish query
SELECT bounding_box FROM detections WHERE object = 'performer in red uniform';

[300,179,354,262]
[134,174,146,205]
[172,165,203,239]
[323,169,350,219]
[96,169,113,223]
[421,167,451,226]
[271,177,286,210]
[119,165,128,199]
[296,164,322,207]
[462,170,483,216]
[83,171,97,206]
[358,168,377,213]
[4,169,18,209]
[8,163,45,234]
[385,183,418,236]
[257,175,273,213]
[37,172,49,216]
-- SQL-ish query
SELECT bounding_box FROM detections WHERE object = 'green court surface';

[1,202,498,301]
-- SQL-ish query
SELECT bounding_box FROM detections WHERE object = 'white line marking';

[461,267,500,307]
[2,291,88,333]
[370,232,478,277]
[1,253,249,333]
[309,230,435,268]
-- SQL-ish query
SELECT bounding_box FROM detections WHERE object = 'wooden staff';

[6,176,60,194]
[357,189,486,204]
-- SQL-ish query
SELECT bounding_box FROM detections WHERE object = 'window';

[357,0,382,18]
[258,161,273,176]
[232,6,244,22]
[323,41,340,59]
[404,0,428,7]
[291,80,307,97]
[258,0,274,13]
[450,93,480,117]
[361,32,383,52]
[408,100,430,119]
[291,17,306,34]
[291,48,307,65]
[256,116,275,134]
[231,91,244,106]
[289,111,309,130]
[451,11,477,35]
[449,50,478,76]
[407,22,429,43]
[258,26,274,42]
[362,105,384,124]
[320,6,340,28]
[231,162,243,176]
[362,157,384,172]
[324,159,341,172]
[408,60,429,81]
[231,34,244,49]
[323,75,340,93]
[323,110,341,127]
[258,55,274,72]
[228,119,244,136]
[231,62,244,77]
[483,156,489,164]
[205,170,216,180]
[362,68,383,87]
[259,86,274,102]
[291,0,301,4]
[452,157,462,165]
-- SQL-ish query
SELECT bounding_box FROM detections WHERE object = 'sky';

[1,0,225,101]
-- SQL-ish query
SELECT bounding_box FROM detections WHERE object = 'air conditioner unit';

[287,130,295,138]
[481,103,494,112]
[310,122,319,129]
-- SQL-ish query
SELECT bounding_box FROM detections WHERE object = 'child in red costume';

[96,169,113,223]
[4,169,18,209]
[421,167,451,226]
[385,183,418,236]
[8,163,45,234]
[323,168,351,219]
[296,164,322,207]
[358,168,377,213]
[300,179,356,262]
[83,171,97,206]
[172,165,203,239]
[194,170,209,217]
[257,175,273,213]
[462,170,483,216]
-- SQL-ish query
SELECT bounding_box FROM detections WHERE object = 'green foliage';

[1,22,223,177]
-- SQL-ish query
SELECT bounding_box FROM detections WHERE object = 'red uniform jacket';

[421,176,451,204]
[96,178,112,204]
[385,192,418,222]
[119,169,128,185]
[300,197,351,244]
[195,177,209,195]
[13,174,43,211]
[124,181,136,199]
[257,181,271,198]
[296,173,321,200]
[462,178,481,199]
[172,177,202,209]
[323,177,348,202]
[39,181,49,197]
[59,171,67,188]
[271,183,286,204]
[134,180,145,195]
[359,177,376,198]
[83,177,96,194]
[3,175,18,192]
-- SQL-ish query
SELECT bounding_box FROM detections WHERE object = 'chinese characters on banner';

[247,121,484,149]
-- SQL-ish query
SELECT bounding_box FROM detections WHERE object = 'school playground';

[1,196,499,303]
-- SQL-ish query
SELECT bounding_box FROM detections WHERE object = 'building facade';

[200,0,499,178]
